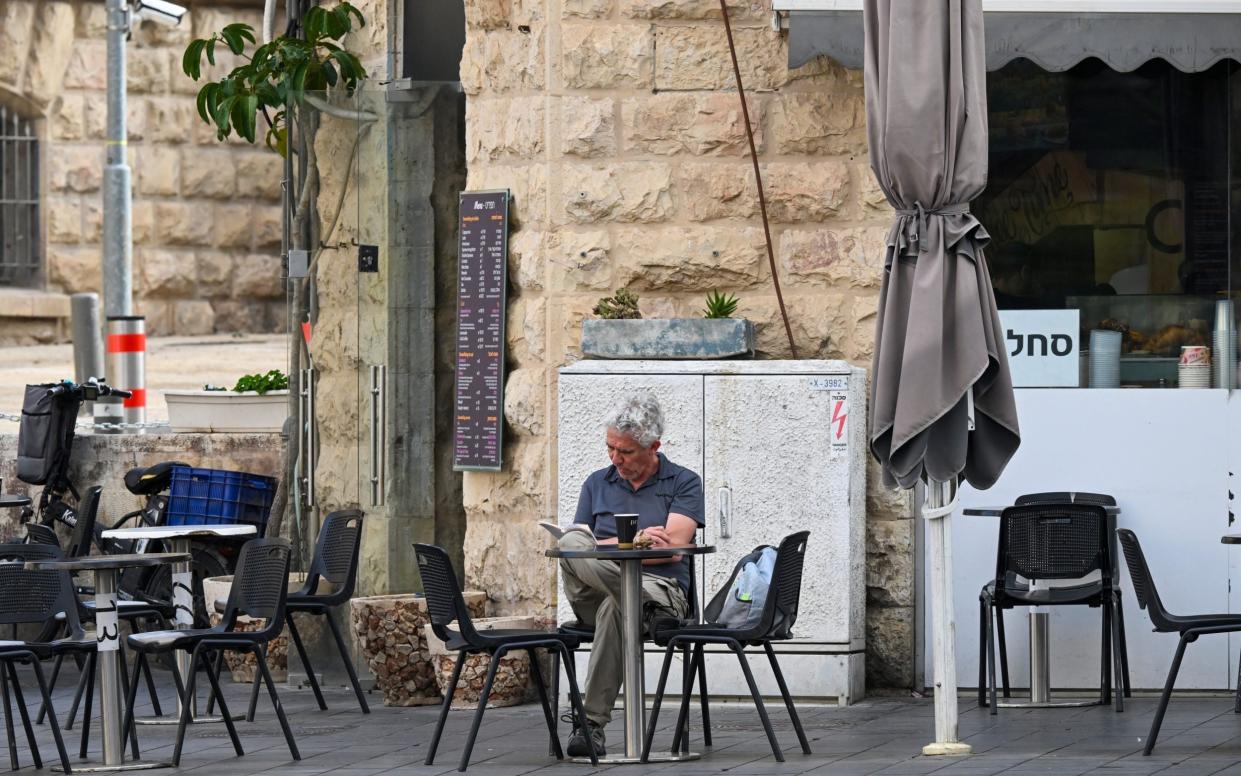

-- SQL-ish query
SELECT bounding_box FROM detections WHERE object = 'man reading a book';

[559,393,704,757]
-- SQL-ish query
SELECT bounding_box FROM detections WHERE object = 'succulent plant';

[593,289,641,319]
[702,290,739,319]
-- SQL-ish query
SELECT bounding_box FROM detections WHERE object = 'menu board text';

[453,190,509,471]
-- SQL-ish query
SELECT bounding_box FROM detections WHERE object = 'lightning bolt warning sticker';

[830,392,848,459]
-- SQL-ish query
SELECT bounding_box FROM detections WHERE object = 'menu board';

[453,190,509,472]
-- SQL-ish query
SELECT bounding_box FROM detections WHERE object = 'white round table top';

[101,524,258,540]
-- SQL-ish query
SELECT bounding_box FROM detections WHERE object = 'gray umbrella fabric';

[864,0,1020,491]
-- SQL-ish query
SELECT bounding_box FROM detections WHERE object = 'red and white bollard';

[105,315,145,430]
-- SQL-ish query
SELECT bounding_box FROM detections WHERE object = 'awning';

[788,11,1241,72]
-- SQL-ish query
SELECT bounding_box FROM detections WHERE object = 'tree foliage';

[181,3,367,155]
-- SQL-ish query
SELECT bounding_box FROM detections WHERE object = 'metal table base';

[571,752,701,765]
[994,609,1105,709]
[996,699,1103,709]
[56,761,169,773]
[29,554,191,773]
[548,543,716,764]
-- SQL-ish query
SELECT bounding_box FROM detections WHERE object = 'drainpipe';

[103,0,133,318]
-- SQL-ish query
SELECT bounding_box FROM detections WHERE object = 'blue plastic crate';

[165,466,277,535]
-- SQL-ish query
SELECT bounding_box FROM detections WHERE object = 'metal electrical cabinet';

[556,360,868,704]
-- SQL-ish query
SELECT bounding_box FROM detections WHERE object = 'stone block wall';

[456,0,917,688]
[0,0,284,341]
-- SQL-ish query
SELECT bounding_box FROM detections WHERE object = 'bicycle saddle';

[124,461,190,496]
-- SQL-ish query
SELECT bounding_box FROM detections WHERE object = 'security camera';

[131,0,187,26]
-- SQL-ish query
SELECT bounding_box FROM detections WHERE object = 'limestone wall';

[0,0,283,341]
[458,0,916,686]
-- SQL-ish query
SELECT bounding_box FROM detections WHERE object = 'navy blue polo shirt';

[573,453,705,593]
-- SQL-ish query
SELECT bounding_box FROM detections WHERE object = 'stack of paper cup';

[1179,345,1212,388]
[1214,299,1236,390]
[1088,329,1122,388]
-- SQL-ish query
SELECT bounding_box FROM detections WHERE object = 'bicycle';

[14,378,230,625]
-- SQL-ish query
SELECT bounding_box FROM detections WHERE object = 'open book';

[538,521,594,541]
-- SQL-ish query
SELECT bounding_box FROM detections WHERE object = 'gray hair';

[604,393,664,448]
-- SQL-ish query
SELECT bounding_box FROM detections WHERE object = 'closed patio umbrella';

[864,0,1020,754]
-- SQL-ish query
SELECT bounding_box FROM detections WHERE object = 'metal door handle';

[717,486,732,539]
[369,364,387,506]
[301,367,316,507]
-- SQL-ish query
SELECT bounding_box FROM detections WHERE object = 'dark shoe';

[567,721,605,757]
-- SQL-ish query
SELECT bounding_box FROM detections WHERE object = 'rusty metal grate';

[0,104,40,288]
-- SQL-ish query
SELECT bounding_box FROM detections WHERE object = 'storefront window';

[980,58,1238,388]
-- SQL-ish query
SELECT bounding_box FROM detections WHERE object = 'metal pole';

[94,568,124,766]
[71,293,105,412]
[621,559,644,760]
[171,538,195,717]
[1029,612,1051,703]
[104,0,133,318]
[922,479,971,756]
[106,316,146,429]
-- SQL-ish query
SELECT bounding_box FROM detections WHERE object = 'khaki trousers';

[558,531,688,726]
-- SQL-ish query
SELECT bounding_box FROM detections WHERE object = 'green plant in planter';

[232,370,290,395]
[593,289,642,319]
[181,2,367,154]
[703,290,740,319]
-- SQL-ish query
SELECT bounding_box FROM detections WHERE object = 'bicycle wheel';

[140,543,230,628]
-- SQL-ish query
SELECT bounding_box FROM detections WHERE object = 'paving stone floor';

[9,671,1241,775]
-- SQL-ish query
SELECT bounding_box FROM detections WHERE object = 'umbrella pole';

[922,478,972,756]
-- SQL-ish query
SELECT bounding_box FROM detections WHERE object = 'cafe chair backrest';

[67,485,102,558]
[997,503,1107,583]
[704,531,810,640]
[1116,528,1175,632]
[301,508,364,602]
[1015,491,1116,507]
[24,523,60,548]
[0,542,84,639]
[413,543,482,646]
[219,538,291,638]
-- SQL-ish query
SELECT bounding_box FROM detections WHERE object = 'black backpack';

[17,384,82,488]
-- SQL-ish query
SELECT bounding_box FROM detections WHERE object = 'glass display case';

[1069,294,1222,386]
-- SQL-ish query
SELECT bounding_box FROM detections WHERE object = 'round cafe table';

[101,524,257,724]
[545,543,715,764]
[26,553,189,772]
[0,494,30,510]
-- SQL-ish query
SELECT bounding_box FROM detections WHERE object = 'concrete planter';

[581,318,755,359]
[349,591,487,707]
[202,572,318,683]
[424,616,537,709]
[164,389,289,433]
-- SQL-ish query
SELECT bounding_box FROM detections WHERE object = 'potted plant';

[164,370,290,433]
[581,289,756,359]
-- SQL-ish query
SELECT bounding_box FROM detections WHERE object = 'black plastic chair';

[978,503,1124,714]
[283,509,368,714]
[0,542,102,771]
[1118,528,1241,755]
[414,543,597,772]
[210,509,369,720]
[122,538,299,766]
[1011,491,1131,698]
[641,531,813,763]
